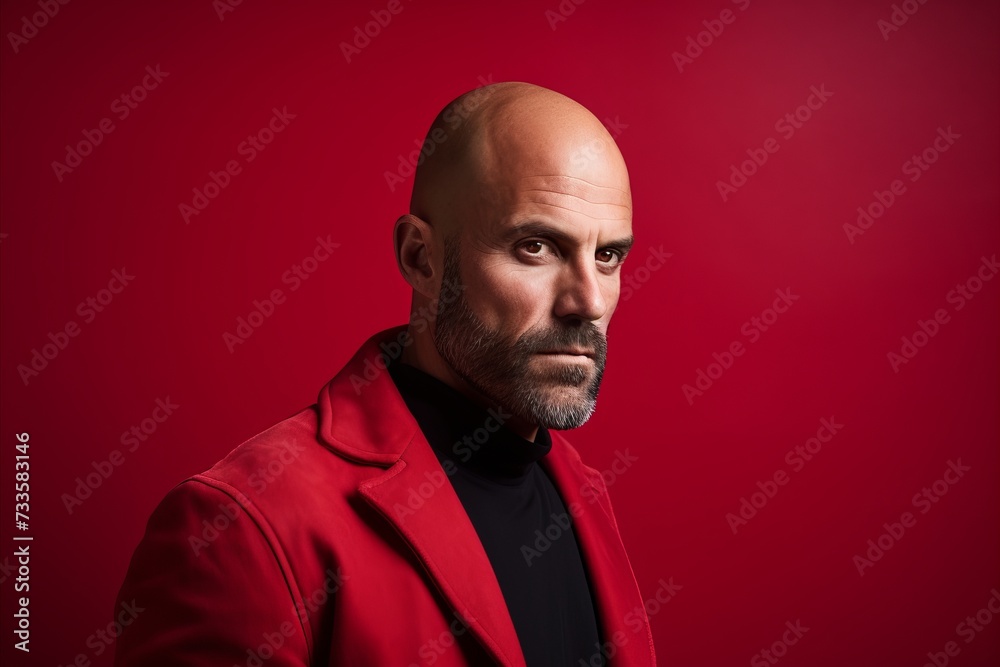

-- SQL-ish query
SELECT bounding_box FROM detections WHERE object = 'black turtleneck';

[388,361,605,667]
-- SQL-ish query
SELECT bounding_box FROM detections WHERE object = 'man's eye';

[519,240,551,257]
[597,249,623,267]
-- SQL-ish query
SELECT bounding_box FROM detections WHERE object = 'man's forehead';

[515,175,631,205]
[488,174,632,227]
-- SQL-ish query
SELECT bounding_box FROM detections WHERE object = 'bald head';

[410,82,631,240]
[393,81,634,438]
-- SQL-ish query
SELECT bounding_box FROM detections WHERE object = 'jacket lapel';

[541,436,657,667]
[358,437,527,666]
[320,327,526,666]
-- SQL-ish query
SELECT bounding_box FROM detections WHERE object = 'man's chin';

[515,383,599,431]
[536,403,597,430]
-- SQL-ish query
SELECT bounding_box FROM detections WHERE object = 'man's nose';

[552,258,609,322]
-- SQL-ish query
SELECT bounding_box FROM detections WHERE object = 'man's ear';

[393,214,437,299]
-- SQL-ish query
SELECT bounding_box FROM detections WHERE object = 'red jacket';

[114,326,657,666]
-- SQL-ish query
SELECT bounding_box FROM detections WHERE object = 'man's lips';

[537,348,595,359]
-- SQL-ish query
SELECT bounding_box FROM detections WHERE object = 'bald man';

[114,82,657,667]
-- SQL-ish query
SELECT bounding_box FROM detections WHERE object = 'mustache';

[516,323,608,357]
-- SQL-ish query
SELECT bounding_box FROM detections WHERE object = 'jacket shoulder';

[186,402,383,545]
[193,404,370,500]
[200,406,319,478]
[114,475,313,665]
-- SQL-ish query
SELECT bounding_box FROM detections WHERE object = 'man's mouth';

[537,348,594,359]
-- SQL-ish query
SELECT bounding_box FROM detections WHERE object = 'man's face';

[433,171,633,430]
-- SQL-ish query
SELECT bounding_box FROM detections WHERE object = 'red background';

[2,0,998,665]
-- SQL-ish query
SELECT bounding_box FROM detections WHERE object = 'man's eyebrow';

[605,234,634,255]
[502,220,634,254]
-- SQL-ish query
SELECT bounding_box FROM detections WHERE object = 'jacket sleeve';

[113,479,311,666]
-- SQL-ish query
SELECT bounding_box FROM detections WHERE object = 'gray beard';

[432,238,608,430]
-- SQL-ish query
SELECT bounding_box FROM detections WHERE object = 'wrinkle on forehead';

[517,175,632,218]
[512,198,631,223]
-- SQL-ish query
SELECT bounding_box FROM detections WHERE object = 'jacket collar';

[317,326,655,666]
